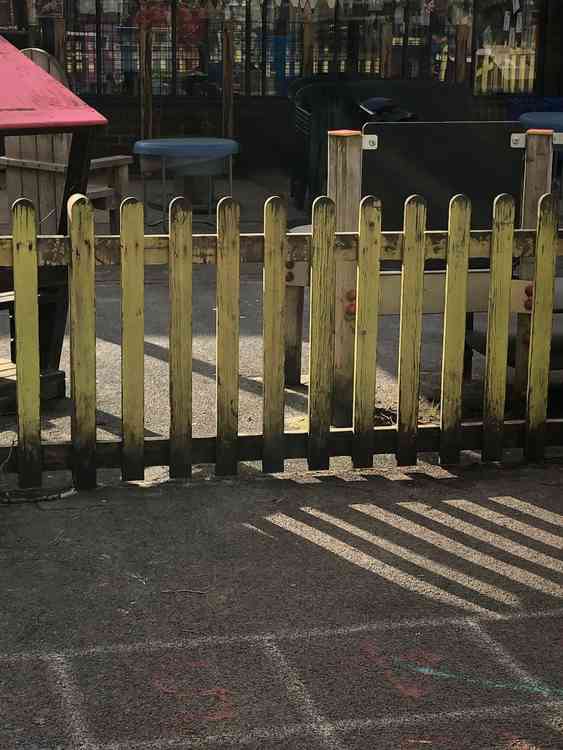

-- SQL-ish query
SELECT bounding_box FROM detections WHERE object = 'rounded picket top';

[169,195,191,224]
[449,193,471,212]
[538,192,558,222]
[493,193,516,225]
[67,193,91,222]
[312,195,336,219]
[263,194,286,218]
[11,198,37,236]
[360,195,382,211]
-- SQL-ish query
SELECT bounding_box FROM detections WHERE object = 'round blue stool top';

[133,137,239,161]
[519,112,563,132]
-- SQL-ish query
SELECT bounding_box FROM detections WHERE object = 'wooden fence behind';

[1,192,562,490]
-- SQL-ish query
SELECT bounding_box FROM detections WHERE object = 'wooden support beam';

[514,129,554,401]
[327,130,362,427]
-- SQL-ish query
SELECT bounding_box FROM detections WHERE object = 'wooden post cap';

[526,129,555,135]
[328,130,361,136]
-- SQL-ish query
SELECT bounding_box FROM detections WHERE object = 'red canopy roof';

[0,37,108,135]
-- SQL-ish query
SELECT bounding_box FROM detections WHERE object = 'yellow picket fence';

[1,192,562,490]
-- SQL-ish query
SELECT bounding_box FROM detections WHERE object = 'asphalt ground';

[2,462,563,749]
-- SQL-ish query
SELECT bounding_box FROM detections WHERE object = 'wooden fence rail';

[1,192,563,490]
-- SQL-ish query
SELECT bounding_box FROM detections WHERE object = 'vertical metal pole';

[161,155,167,231]
[245,0,252,95]
[171,0,178,97]
[95,0,103,95]
[261,0,269,95]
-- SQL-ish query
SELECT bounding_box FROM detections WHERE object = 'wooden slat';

[169,197,193,479]
[12,199,41,488]
[526,194,558,461]
[483,195,515,462]
[120,198,145,481]
[216,198,240,475]
[68,195,97,489]
[440,195,471,465]
[308,197,336,470]
[397,196,427,466]
[263,197,287,472]
[352,196,381,468]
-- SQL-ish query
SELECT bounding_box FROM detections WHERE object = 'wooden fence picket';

[440,195,471,465]
[216,197,241,475]
[169,198,193,479]
[483,195,515,462]
[526,194,558,460]
[12,199,41,488]
[120,198,145,481]
[308,196,336,470]
[262,197,287,473]
[397,196,427,466]
[68,195,96,489]
[352,196,381,468]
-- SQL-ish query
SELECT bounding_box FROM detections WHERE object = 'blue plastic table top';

[133,137,239,161]
[519,112,563,131]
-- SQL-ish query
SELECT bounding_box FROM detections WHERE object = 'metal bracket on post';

[327,130,363,427]
[514,129,554,403]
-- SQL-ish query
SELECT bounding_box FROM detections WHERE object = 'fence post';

[327,129,362,426]
[222,19,234,138]
[514,129,553,401]
[12,199,42,489]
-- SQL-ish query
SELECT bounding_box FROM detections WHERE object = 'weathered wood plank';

[397,196,427,466]
[263,197,287,472]
[515,131,554,400]
[169,198,193,479]
[68,196,97,489]
[308,197,336,470]
[440,195,471,465]
[327,130,363,426]
[12,199,42,488]
[483,195,516,462]
[352,196,381,468]
[216,198,240,475]
[526,193,558,461]
[1,229,563,269]
[120,198,145,481]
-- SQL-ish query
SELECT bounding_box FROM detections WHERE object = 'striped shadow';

[302,507,519,608]
[443,500,563,550]
[401,501,563,575]
[489,496,563,530]
[352,504,563,599]
[266,512,500,617]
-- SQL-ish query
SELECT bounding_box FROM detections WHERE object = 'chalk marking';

[391,657,563,698]
[302,506,519,608]
[353,504,563,598]
[261,639,346,750]
[1,609,563,664]
[465,621,563,738]
[490,496,563,530]
[96,702,563,749]
[443,500,563,549]
[241,523,276,539]
[46,654,94,749]
[399,501,563,575]
[267,512,499,617]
